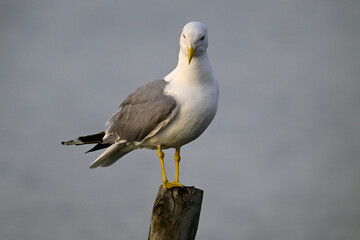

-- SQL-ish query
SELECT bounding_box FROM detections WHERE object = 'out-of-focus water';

[1,1,359,239]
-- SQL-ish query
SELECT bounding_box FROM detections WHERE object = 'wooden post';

[148,186,204,240]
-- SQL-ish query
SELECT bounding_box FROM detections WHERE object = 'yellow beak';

[188,44,196,64]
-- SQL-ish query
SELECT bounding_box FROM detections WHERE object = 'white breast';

[144,62,219,148]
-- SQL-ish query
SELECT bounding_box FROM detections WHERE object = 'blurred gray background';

[1,0,359,239]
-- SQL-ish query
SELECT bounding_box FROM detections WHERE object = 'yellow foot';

[162,181,184,189]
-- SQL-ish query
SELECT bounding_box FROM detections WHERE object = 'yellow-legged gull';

[62,21,219,189]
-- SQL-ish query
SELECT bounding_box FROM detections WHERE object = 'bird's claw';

[162,180,184,189]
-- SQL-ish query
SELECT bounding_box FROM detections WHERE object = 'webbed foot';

[162,180,184,189]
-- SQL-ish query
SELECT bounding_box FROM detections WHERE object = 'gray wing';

[104,79,177,143]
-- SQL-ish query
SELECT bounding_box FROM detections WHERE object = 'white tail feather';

[89,143,135,168]
[61,139,85,145]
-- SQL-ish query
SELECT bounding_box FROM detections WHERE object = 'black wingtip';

[85,143,112,154]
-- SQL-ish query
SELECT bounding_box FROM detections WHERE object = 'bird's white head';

[180,22,209,64]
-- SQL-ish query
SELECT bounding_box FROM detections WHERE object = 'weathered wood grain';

[148,186,204,240]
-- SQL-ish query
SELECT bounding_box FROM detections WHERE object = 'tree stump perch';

[148,186,204,240]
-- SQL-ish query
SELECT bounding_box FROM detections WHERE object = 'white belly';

[144,79,219,149]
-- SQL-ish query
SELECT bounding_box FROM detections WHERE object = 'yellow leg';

[158,146,168,186]
[174,147,181,183]
[157,146,183,189]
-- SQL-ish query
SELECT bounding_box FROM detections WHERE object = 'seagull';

[62,21,219,189]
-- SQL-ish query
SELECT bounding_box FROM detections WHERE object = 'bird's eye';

[183,34,186,39]
[200,36,205,41]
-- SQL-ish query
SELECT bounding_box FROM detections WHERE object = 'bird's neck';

[172,51,213,82]
[177,50,210,69]
[164,50,214,86]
